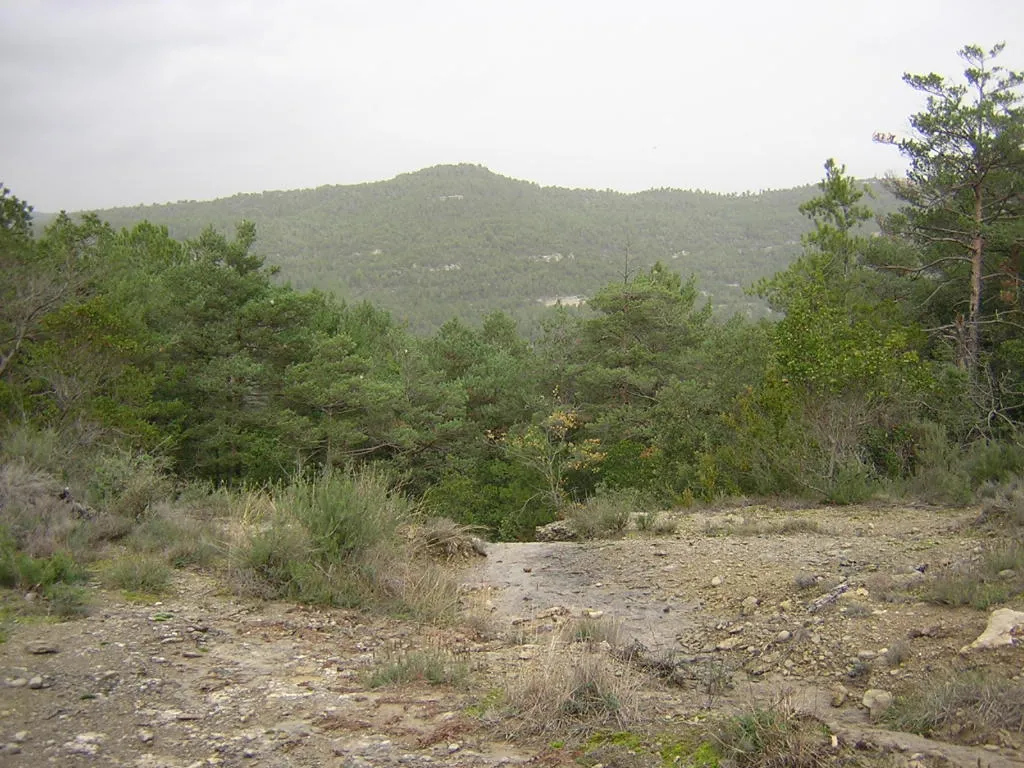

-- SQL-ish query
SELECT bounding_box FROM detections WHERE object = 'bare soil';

[2,503,1023,767]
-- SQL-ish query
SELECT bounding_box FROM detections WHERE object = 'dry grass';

[885,668,1024,745]
[494,644,642,739]
[413,517,487,561]
[704,515,823,537]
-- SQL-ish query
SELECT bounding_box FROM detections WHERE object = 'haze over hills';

[73,163,894,332]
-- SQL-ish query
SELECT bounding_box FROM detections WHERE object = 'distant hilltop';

[61,164,896,333]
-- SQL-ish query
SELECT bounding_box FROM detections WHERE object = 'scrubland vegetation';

[2,42,1024,764]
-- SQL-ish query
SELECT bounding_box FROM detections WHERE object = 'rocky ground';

[2,503,1023,767]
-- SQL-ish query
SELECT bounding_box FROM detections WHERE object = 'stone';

[27,676,44,689]
[861,689,893,719]
[6,678,27,688]
[11,732,28,743]
[829,683,849,707]
[775,630,792,643]
[710,576,723,587]
[716,637,742,651]
[740,596,760,615]
[961,608,1024,653]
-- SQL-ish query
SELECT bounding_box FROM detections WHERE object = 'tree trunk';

[968,184,984,372]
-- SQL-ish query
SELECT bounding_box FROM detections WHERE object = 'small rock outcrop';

[534,520,577,542]
[960,607,1024,653]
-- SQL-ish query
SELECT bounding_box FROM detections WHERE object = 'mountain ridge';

[54,163,894,332]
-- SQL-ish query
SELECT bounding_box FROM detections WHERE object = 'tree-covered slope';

[74,164,891,331]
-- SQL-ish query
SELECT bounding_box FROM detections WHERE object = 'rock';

[710,576,723,587]
[775,630,792,643]
[11,732,27,743]
[25,642,58,654]
[861,689,893,719]
[829,683,849,707]
[961,607,1024,653]
[6,678,27,688]
[716,637,743,651]
[740,596,760,615]
[999,569,1017,579]
[534,520,577,542]
[27,676,44,689]
[857,650,877,660]
[137,729,155,744]
[0,744,22,756]
[65,732,106,757]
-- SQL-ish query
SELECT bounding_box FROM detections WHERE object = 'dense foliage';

[3,43,1023,540]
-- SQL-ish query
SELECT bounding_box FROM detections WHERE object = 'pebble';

[28,676,44,689]
[710,576,723,587]
[6,678,27,688]
[776,630,792,642]
[0,744,22,756]
[12,732,27,743]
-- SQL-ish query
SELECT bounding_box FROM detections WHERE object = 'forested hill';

[75,164,890,332]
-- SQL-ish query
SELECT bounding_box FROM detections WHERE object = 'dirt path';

[2,503,1022,767]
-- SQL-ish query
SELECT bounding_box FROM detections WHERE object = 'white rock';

[861,689,893,719]
[710,576,723,587]
[961,608,1024,653]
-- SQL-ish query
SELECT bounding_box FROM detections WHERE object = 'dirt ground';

[2,503,1023,767]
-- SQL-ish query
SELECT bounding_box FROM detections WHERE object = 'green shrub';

[965,437,1024,487]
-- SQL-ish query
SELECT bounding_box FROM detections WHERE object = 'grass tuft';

[715,697,836,768]
[366,648,468,688]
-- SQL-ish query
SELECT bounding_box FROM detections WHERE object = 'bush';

[569,488,637,539]
[230,469,460,620]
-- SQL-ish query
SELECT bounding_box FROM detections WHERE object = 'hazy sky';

[2,0,1021,211]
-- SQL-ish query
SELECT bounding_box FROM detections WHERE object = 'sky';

[1,0,1021,212]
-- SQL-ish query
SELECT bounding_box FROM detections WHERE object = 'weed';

[101,554,172,594]
[885,668,1024,745]
[706,516,822,537]
[366,648,468,688]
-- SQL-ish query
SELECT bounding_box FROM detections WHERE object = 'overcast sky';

[1,0,1021,211]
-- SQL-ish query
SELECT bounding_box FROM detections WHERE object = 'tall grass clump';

[231,468,459,621]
